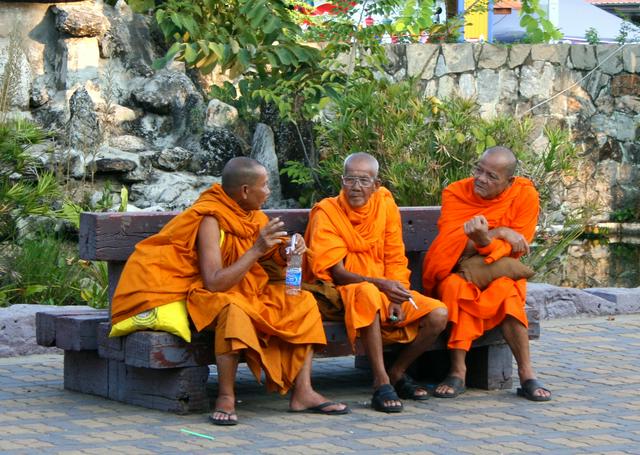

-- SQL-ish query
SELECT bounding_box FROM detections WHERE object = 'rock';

[611,74,640,97]
[108,134,147,152]
[251,124,282,208]
[526,283,618,319]
[478,44,508,69]
[583,287,640,314]
[406,44,439,79]
[0,43,32,110]
[458,73,476,98]
[570,45,597,70]
[441,44,475,74]
[191,128,244,176]
[519,62,555,99]
[155,146,193,172]
[29,74,51,108]
[436,75,456,99]
[0,304,93,358]
[205,99,238,131]
[51,5,109,38]
[66,87,101,152]
[130,70,203,116]
[596,44,624,75]
[531,44,569,64]
[477,70,499,104]
[623,44,640,73]
[508,44,530,68]
[54,37,100,89]
[88,145,139,174]
[129,170,218,210]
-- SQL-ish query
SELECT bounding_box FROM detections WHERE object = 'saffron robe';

[305,187,446,346]
[111,184,326,394]
[422,177,539,351]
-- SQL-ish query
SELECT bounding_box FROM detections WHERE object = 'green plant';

[610,208,636,222]
[519,0,562,43]
[585,27,600,45]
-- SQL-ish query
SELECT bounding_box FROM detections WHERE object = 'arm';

[197,216,287,292]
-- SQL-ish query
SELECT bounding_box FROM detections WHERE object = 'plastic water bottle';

[285,235,302,295]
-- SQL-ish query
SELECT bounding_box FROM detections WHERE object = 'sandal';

[432,375,466,398]
[208,409,238,426]
[517,379,552,402]
[371,384,403,413]
[394,374,429,401]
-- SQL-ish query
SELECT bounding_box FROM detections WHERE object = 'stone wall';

[1,0,639,219]
[386,42,640,221]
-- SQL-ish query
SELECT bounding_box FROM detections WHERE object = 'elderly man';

[422,146,551,401]
[112,157,349,426]
[305,152,448,413]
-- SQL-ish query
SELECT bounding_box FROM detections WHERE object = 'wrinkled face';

[472,154,513,200]
[342,159,380,209]
[242,167,270,210]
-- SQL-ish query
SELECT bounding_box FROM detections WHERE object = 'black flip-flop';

[394,374,430,401]
[517,379,552,402]
[432,375,466,398]
[288,401,351,415]
[208,409,239,426]
[371,384,403,413]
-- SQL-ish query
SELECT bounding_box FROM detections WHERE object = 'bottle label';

[285,267,302,288]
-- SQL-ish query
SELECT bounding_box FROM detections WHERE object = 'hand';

[388,302,405,324]
[374,279,412,305]
[286,233,307,257]
[494,227,530,255]
[463,215,491,247]
[254,217,287,255]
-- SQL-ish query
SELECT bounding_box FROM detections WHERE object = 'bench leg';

[466,344,513,390]
[64,350,210,414]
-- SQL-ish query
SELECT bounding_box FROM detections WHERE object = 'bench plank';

[79,207,441,262]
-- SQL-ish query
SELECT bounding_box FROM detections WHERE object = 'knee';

[426,307,449,333]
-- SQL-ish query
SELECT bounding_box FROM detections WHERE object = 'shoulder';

[513,177,539,199]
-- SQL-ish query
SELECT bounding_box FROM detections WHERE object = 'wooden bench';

[36,207,540,414]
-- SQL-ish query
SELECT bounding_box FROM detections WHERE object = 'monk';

[422,146,551,401]
[112,157,349,426]
[305,152,448,413]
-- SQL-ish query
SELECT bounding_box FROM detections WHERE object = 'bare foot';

[289,388,348,413]
[210,394,238,424]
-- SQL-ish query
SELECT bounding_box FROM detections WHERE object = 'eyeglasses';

[341,176,375,188]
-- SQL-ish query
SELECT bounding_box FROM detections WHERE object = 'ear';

[374,178,382,190]
[240,184,250,199]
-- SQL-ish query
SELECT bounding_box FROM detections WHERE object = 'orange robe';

[112,184,326,394]
[305,187,446,346]
[422,177,539,351]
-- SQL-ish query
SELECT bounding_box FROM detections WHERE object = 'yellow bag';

[109,300,192,342]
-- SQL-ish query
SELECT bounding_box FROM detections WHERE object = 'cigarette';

[408,297,418,310]
[290,233,296,250]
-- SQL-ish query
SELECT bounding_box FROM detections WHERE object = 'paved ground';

[1,314,640,455]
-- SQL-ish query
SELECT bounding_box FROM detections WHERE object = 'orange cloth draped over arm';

[421,177,539,351]
[111,183,326,394]
[305,188,445,346]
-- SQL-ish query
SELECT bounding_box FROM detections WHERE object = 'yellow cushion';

[109,300,192,342]
[109,229,225,342]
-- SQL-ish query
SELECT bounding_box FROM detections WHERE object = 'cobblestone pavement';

[1,314,640,454]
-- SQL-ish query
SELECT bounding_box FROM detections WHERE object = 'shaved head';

[482,146,517,178]
[221,157,265,192]
[344,152,379,177]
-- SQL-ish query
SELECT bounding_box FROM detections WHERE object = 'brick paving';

[1,314,640,454]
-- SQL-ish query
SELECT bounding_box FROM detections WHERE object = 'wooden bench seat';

[36,207,540,414]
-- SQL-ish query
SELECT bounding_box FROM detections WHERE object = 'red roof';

[586,0,640,4]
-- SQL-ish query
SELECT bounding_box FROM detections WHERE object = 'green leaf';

[273,47,294,66]
[184,44,198,64]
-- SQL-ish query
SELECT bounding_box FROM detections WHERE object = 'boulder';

[251,123,282,208]
[129,170,218,210]
[50,4,109,38]
[191,128,244,176]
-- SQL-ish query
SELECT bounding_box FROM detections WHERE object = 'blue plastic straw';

[180,428,215,440]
